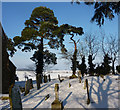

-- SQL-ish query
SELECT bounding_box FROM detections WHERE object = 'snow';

[0,71,120,109]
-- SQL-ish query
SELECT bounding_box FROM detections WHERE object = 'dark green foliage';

[116,65,120,73]
[71,50,77,75]
[102,54,111,75]
[13,6,61,75]
[88,55,95,75]
[72,1,120,26]
[77,56,87,77]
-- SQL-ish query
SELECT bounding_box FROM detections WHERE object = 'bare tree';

[107,35,118,74]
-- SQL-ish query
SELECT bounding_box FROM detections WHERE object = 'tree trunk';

[36,38,43,75]
[36,38,43,90]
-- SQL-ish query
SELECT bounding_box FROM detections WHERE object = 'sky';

[1,2,118,70]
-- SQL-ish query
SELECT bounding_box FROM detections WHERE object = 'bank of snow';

[0,73,120,109]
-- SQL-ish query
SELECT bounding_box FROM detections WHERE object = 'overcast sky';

[2,2,118,70]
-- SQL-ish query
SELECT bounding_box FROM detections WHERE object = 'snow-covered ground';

[0,71,120,109]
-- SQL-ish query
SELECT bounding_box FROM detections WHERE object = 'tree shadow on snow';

[89,76,120,108]
[63,92,72,107]
[22,80,58,103]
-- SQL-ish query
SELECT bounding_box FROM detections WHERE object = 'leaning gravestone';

[48,74,51,82]
[78,70,82,83]
[36,74,41,90]
[24,79,31,96]
[51,84,63,110]
[9,84,22,109]
[29,79,34,89]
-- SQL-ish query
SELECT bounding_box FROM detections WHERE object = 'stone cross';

[9,84,22,109]
[24,79,30,96]
[78,70,82,83]
[55,84,59,100]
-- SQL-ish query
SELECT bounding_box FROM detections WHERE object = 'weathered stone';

[24,79,30,96]
[48,74,51,82]
[78,70,82,83]
[51,83,63,110]
[29,79,34,89]
[9,84,22,109]
[69,83,71,88]
[84,80,86,89]
[36,74,41,90]
[44,75,48,83]
[51,99,63,110]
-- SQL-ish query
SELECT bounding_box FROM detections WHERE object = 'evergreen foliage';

[77,56,87,77]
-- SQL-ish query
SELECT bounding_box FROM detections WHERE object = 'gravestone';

[36,74,41,90]
[24,79,31,96]
[9,84,22,109]
[58,74,64,83]
[44,75,48,83]
[48,74,51,82]
[69,83,71,88]
[51,84,63,110]
[84,79,86,89]
[29,79,34,89]
[86,79,90,105]
[78,70,82,83]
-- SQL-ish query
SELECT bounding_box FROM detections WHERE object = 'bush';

[69,74,78,79]
[116,65,120,73]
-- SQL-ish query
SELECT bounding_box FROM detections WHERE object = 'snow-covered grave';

[0,70,120,109]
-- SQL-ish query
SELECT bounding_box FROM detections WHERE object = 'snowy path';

[0,75,120,109]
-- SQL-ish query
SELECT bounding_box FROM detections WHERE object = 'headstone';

[24,79,30,96]
[29,79,34,89]
[86,79,90,105]
[58,74,64,83]
[36,74,41,90]
[9,84,22,109]
[84,79,86,89]
[51,84,63,110]
[44,75,48,83]
[69,83,71,88]
[78,70,82,83]
[48,74,51,82]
